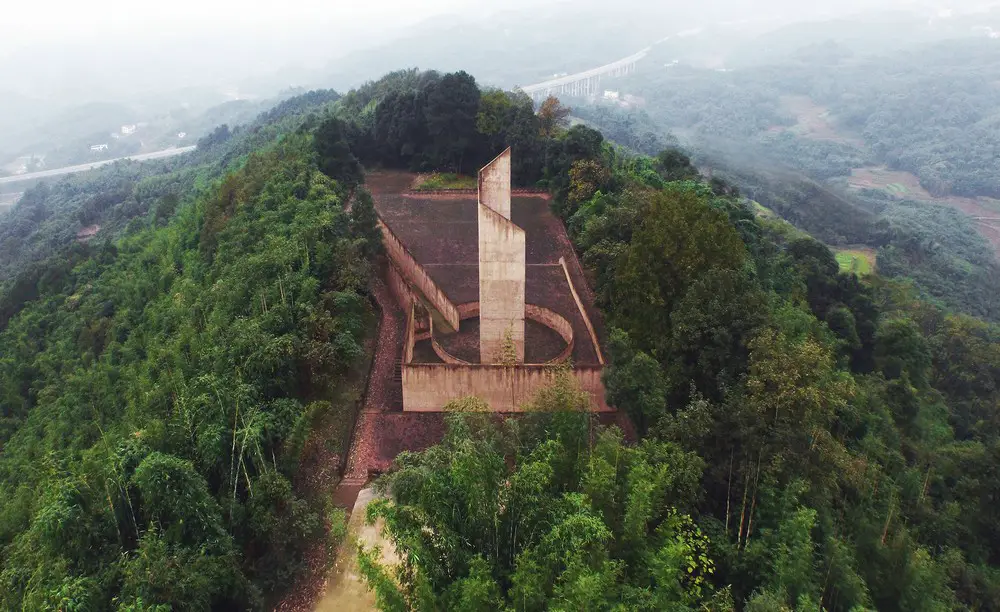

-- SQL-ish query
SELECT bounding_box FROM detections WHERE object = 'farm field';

[848,166,936,199]
[848,166,1000,260]
[834,247,876,276]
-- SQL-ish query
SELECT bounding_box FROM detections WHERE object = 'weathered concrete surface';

[384,259,414,313]
[367,169,612,415]
[478,204,526,363]
[478,148,526,363]
[479,148,512,219]
[402,363,609,412]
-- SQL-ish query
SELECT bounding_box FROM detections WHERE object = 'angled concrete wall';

[378,219,460,332]
[404,303,416,364]
[479,204,526,363]
[478,148,525,363]
[385,259,415,313]
[558,257,605,365]
[479,148,512,219]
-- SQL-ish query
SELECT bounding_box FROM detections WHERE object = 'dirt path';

[273,264,410,610]
[342,270,405,485]
[314,488,399,612]
[273,269,402,612]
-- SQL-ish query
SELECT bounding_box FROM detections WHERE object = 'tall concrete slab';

[479,205,526,362]
[478,148,512,219]
[478,148,525,363]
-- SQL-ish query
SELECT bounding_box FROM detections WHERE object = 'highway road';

[0,146,197,186]
[520,48,651,95]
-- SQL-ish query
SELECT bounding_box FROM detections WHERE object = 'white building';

[603,90,621,100]
[121,124,137,135]
[90,144,109,152]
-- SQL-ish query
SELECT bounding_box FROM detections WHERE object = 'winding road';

[0,146,197,186]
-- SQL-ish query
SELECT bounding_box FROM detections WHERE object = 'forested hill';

[572,36,1000,324]
[324,71,1000,610]
[0,89,376,607]
[1,67,1000,611]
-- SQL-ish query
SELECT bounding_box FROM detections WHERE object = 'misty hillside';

[1,2,1000,610]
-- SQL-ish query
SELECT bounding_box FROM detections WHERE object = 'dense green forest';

[0,90,378,607]
[3,62,1000,611]
[327,75,1000,609]
[621,38,1000,199]
[567,38,1000,322]
[0,68,610,608]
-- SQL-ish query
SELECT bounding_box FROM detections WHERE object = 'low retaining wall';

[379,219,460,331]
[558,257,604,365]
[429,317,473,365]
[432,302,574,366]
[385,259,414,313]
[402,363,609,412]
[404,304,415,364]
[525,304,575,365]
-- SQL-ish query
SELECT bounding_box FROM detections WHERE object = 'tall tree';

[423,71,481,173]
[614,184,747,359]
[315,117,363,189]
[538,96,570,138]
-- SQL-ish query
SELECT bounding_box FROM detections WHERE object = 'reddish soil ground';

[340,267,447,485]
[849,166,1000,258]
[76,224,101,242]
[777,95,864,146]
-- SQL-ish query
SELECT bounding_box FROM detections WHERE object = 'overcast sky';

[0,0,543,53]
[1,0,997,104]
[6,0,998,52]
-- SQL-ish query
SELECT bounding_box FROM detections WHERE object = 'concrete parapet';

[402,363,609,412]
[558,257,604,365]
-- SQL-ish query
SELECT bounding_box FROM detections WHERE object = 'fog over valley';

[2,1,1000,610]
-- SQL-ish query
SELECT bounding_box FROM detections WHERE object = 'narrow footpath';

[334,270,406,504]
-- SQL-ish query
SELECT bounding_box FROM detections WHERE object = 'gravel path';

[342,269,405,482]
